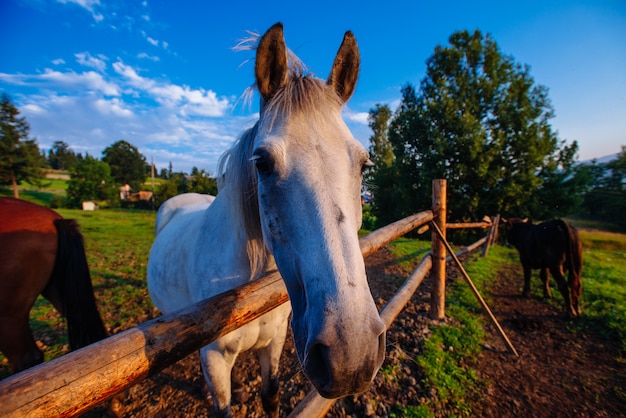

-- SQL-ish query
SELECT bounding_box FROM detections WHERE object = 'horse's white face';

[252,23,385,398]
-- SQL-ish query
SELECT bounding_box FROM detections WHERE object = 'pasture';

[0,204,624,415]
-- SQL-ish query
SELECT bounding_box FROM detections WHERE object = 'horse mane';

[218,40,344,279]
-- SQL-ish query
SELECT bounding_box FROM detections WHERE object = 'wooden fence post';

[482,214,500,257]
[431,179,447,320]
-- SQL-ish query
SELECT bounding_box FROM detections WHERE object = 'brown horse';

[504,218,583,317]
[0,197,107,374]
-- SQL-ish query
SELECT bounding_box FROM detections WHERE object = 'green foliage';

[102,140,147,190]
[155,177,181,207]
[188,167,218,195]
[361,203,377,231]
[154,167,218,208]
[0,93,46,197]
[578,147,626,228]
[367,30,580,223]
[66,155,119,208]
[367,104,394,173]
[47,141,78,170]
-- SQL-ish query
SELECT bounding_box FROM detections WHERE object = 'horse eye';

[251,154,273,175]
[361,159,374,174]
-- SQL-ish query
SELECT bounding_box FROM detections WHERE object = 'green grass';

[0,209,157,377]
[388,237,431,272]
[575,230,626,351]
[579,229,626,251]
[388,238,487,416]
[57,209,157,325]
[0,175,68,206]
[566,217,626,234]
[386,229,626,416]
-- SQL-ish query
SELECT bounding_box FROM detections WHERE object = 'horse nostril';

[377,330,386,366]
[306,342,332,391]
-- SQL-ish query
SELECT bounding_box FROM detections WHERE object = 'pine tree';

[0,94,45,198]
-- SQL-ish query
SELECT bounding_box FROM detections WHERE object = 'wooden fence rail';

[0,180,502,418]
[0,211,436,417]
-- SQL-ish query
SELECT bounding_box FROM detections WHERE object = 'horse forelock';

[262,75,343,130]
[217,124,273,279]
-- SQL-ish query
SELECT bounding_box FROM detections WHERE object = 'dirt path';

[473,263,625,417]
[85,246,624,417]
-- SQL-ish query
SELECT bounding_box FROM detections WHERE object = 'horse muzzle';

[300,316,386,399]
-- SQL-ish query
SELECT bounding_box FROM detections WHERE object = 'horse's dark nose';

[304,328,386,399]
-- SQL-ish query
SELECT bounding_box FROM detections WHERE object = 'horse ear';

[256,22,289,103]
[327,31,360,103]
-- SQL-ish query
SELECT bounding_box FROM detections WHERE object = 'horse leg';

[568,269,583,316]
[549,265,575,317]
[257,320,288,417]
[522,263,532,297]
[540,267,552,299]
[200,344,237,418]
[0,315,43,373]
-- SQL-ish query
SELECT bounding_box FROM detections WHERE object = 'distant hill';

[581,153,618,165]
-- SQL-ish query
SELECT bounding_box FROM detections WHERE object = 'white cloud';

[2,58,238,173]
[137,52,159,62]
[22,104,46,115]
[41,69,119,95]
[111,61,151,89]
[344,109,369,125]
[52,58,65,65]
[146,37,159,47]
[0,69,119,96]
[112,60,230,117]
[94,98,133,118]
[75,52,107,72]
[56,0,104,22]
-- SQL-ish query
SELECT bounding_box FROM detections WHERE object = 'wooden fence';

[0,179,500,417]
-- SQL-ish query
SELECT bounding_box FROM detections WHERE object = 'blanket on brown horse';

[504,218,583,316]
[0,197,107,374]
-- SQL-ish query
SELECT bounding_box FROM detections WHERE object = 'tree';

[48,140,78,170]
[367,104,394,170]
[154,168,218,208]
[529,141,586,219]
[371,30,578,224]
[0,94,45,197]
[188,167,218,195]
[579,147,626,227]
[66,155,118,208]
[102,140,146,191]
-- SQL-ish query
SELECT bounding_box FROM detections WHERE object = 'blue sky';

[1,0,625,173]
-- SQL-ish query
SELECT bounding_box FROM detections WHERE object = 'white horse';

[147,23,385,417]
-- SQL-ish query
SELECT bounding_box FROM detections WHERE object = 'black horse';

[504,218,583,317]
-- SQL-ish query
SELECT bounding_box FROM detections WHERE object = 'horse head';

[251,23,385,398]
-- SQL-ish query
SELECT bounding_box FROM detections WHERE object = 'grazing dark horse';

[0,197,107,374]
[504,218,583,317]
